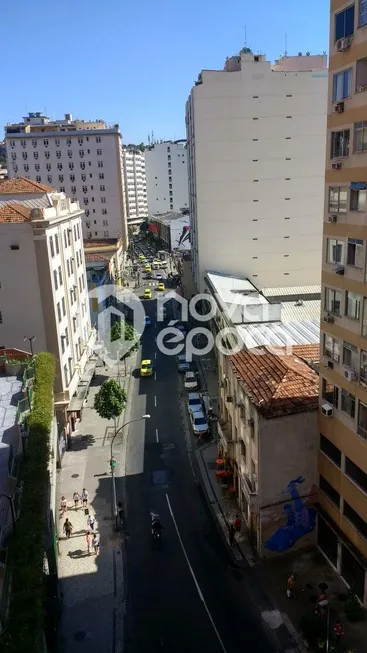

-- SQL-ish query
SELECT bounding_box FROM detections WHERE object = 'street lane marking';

[154,351,157,359]
[154,371,157,380]
[154,395,157,407]
[156,428,159,443]
[165,494,228,653]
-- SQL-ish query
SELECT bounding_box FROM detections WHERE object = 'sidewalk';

[196,351,367,653]
[57,356,134,653]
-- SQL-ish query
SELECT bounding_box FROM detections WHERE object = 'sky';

[1,0,329,144]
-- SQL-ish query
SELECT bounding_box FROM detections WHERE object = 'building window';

[320,434,341,467]
[35,164,40,171]
[82,185,87,193]
[46,163,51,172]
[61,296,66,316]
[325,287,342,315]
[99,173,104,179]
[341,389,356,418]
[347,238,364,266]
[47,175,52,184]
[67,150,72,158]
[56,150,61,159]
[97,149,102,155]
[328,186,348,213]
[55,234,59,254]
[100,184,105,191]
[102,208,107,215]
[319,475,340,507]
[69,162,74,170]
[60,186,65,192]
[61,338,65,355]
[332,69,352,102]
[57,163,63,172]
[44,139,49,147]
[103,231,109,237]
[350,185,367,211]
[327,238,344,264]
[65,327,69,347]
[49,236,55,258]
[80,162,86,170]
[96,136,101,143]
[335,5,355,41]
[344,501,367,539]
[57,302,62,322]
[32,139,37,147]
[101,197,107,204]
[345,456,367,493]
[24,164,29,172]
[53,270,58,290]
[70,174,75,182]
[331,129,350,158]
[343,341,358,371]
[359,0,367,26]
[324,334,340,361]
[71,185,76,194]
[36,175,42,183]
[79,150,84,157]
[322,378,339,407]
[345,291,361,319]
[22,152,28,160]
[354,121,367,152]
[98,161,103,168]
[58,266,62,286]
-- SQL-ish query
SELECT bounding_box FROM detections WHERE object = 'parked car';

[177,354,190,373]
[156,272,163,280]
[190,410,209,436]
[144,316,152,327]
[184,371,198,391]
[187,392,203,415]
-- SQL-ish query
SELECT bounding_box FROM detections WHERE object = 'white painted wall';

[6,126,127,244]
[145,142,189,215]
[186,52,328,292]
[122,149,148,224]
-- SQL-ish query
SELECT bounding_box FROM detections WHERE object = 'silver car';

[184,371,198,391]
[190,410,209,436]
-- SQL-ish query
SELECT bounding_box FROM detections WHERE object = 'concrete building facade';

[145,141,189,215]
[5,112,128,247]
[186,51,328,293]
[0,178,94,413]
[122,147,148,227]
[319,0,367,606]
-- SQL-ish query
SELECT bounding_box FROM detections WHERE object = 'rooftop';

[0,203,32,223]
[230,346,319,419]
[238,319,320,349]
[263,285,321,298]
[0,177,54,195]
[151,212,188,224]
[83,239,120,249]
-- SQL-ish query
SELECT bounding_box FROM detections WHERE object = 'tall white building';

[0,177,94,416]
[122,147,148,227]
[5,113,128,247]
[186,51,328,292]
[145,140,189,215]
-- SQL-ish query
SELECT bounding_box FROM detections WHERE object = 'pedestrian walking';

[85,531,91,554]
[234,514,241,534]
[73,491,80,510]
[63,518,73,539]
[228,523,236,547]
[333,620,344,648]
[287,573,296,599]
[82,488,89,508]
[87,513,96,531]
[60,496,67,515]
[117,501,124,526]
[92,533,100,555]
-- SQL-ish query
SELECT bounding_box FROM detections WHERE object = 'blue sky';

[1,0,329,144]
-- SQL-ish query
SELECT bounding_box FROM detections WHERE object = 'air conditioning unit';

[344,367,357,382]
[328,214,337,223]
[321,403,333,417]
[324,314,334,323]
[334,265,345,275]
[332,162,342,170]
[335,102,345,113]
[336,36,353,52]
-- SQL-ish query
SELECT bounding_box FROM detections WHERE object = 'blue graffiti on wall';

[264,476,316,553]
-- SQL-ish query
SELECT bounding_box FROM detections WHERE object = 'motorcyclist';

[151,513,163,535]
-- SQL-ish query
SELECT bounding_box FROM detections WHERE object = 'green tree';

[110,319,139,352]
[94,379,127,424]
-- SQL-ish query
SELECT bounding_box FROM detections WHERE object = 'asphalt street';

[122,269,278,653]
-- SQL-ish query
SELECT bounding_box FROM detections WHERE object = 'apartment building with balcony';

[186,51,328,293]
[0,178,94,423]
[319,0,367,606]
[217,343,319,557]
[145,140,189,215]
[121,147,148,227]
[4,112,128,246]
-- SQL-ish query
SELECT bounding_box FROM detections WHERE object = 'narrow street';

[122,273,278,653]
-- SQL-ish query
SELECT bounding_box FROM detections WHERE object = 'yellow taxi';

[139,253,146,261]
[140,359,153,377]
[144,288,152,299]
[145,264,152,273]
[157,282,165,291]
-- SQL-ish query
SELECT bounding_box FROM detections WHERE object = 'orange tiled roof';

[85,253,109,263]
[290,344,320,363]
[0,203,32,223]
[229,346,319,419]
[0,177,54,194]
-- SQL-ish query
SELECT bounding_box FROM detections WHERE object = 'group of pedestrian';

[60,488,100,555]
[60,489,89,515]
[228,514,241,547]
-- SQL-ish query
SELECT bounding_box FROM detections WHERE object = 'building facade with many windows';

[0,178,94,413]
[319,0,367,606]
[121,147,148,227]
[186,51,328,293]
[5,113,128,247]
[145,140,189,215]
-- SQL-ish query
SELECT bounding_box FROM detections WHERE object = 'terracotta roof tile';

[85,253,110,263]
[0,203,32,223]
[0,177,54,194]
[229,346,319,419]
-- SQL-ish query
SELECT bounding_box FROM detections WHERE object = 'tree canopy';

[94,379,127,421]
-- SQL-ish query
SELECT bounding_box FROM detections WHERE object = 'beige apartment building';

[319,0,367,605]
